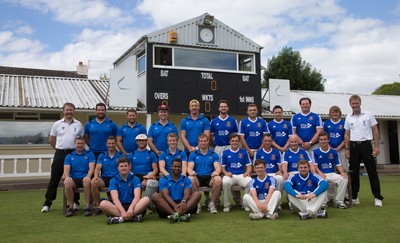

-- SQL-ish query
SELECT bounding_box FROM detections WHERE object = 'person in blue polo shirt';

[180,99,211,155]
[254,133,284,194]
[159,133,187,177]
[84,103,118,159]
[152,158,201,223]
[282,134,312,180]
[100,157,150,224]
[148,105,179,156]
[238,103,269,158]
[64,136,96,217]
[221,134,252,213]
[243,159,281,220]
[291,97,322,153]
[188,133,221,214]
[117,108,147,156]
[127,134,159,210]
[323,105,348,171]
[268,105,293,153]
[284,160,328,220]
[91,136,125,215]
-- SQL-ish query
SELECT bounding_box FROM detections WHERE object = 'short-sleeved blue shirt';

[127,149,157,175]
[323,119,345,148]
[254,148,281,173]
[148,120,178,152]
[221,148,251,175]
[238,117,269,150]
[64,149,96,178]
[96,151,125,178]
[267,119,293,148]
[84,117,118,153]
[282,148,311,173]
[108,173,142,204]
[159,149,187,174]
[312,148,341,174]
[180,115,210,152]
[159,174,192,202]
[291,112,322,143]
[210,116,238,146]
[188,149,219,176]
[249,175,276,200]
[117,122,147,153]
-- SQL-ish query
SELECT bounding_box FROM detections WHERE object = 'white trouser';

[268,173,284,193]
[337,148,349,172]
[243,191,281,214]
[288,191,327,215]
[222,174,252,207]
[325,173,348,203]
[214,145,231,159]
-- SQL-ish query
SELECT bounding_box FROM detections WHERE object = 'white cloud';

[1,0,400,95]
[15,25,34,35]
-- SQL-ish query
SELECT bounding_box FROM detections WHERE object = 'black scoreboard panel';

[147,69,261,116]
[146,45,261,116]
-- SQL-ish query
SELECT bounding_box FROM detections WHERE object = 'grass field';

[0,175,399,243]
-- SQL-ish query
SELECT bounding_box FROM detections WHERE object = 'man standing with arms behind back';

[41,102,83,213]
[291,97,322,153]
[84,103,118,159]
[344,95,383,207]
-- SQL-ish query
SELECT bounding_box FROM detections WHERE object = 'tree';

[99,73,109,81]
[372,82,400,95]
[263,47,325,91]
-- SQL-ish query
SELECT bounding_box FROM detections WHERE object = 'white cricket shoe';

[374,198,383,207]
[41,206,50,213]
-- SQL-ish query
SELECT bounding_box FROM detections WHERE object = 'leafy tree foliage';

[263,47,325,91]
[372,82,400,95]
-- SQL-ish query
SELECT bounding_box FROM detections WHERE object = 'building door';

[388,121,399,164]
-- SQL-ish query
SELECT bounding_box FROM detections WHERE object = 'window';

[0,121,53,144]
[137,54,146,74]
[174,48,236,70]
[154,47,172,66]
[239,54,254,72]
[153,45,255,73]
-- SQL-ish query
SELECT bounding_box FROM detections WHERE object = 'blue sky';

[0,0,399,94]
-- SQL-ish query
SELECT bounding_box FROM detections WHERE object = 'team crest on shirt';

[300,154,304,159]
[128,183,131,187]
[238,153,243,159]
[329,153,334,159]
[271,154,276,160]
[181,183,185,186]
[264,182,269,188]
[309,116,313,120]
[85,156,88,159]
[339,125,343,129]
[307,180,312,186]
[200,122,203,125]
[257,122,262,128]
[227,121,231,127]
[283,124,287,128]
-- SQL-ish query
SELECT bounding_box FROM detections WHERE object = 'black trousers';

[349,141,383,200]
[43,149,74,207]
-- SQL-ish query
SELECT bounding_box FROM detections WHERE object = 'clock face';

[200,27,214,43]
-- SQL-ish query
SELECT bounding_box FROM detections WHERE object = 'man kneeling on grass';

[243,159,281,220]
[284,160,328,220]
[152,158,201,223]
[100,157,150,224]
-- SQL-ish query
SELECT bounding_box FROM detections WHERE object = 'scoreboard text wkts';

[148,68,261,116]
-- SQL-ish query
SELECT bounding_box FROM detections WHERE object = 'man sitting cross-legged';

[243,159,281,220]
[152,158,201,223]
[100,157,150,224]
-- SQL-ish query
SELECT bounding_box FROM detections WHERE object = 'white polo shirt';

[344,111,377,141]
[50,118,84,149]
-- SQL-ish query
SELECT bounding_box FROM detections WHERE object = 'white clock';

[199,27,214,43]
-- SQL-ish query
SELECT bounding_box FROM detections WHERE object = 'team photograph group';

[40,94,383,224]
